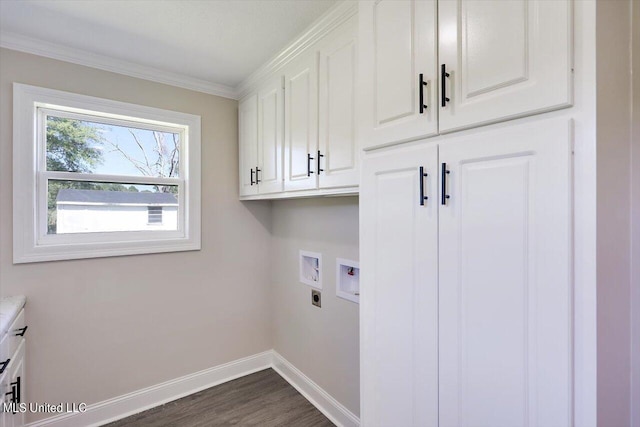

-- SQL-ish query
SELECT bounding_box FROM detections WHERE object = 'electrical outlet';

[311,289,321,308]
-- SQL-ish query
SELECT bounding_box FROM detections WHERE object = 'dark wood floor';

[105,368,335,427]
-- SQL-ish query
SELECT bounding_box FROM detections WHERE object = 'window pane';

[45,115,180,178]
[147,206,163,224]
[48,180,179,234]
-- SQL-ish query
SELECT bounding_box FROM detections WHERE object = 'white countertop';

[0,295,26,337]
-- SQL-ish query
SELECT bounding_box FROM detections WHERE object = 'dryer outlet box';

[311,289,321,308]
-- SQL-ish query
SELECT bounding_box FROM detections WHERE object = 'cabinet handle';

[250,168,255,186]
[441,163,450,205]
[7,377,20,405]
[4,388,14,400]
[307,153,314,177]
[0,359,9,375]
[15,377,20,404]
[419,74,428,113]
[419,167,428,206]
[255,167,261,183]
[14,326,27,337]
[5,386,15,413]
[441,64,450,107]
[317,150,324,175]
[6,377,19,412]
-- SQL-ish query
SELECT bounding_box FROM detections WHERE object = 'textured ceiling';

[0,0,337,88]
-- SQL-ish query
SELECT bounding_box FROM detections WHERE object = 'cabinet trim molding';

[236,1,358,99]
[239,186,358,201]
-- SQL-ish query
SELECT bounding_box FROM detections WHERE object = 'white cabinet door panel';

[2,341,25,427]
[238,94,258,196]
[438,0,572,133]
[318,16,359,189]
[360,143,438,427]
[359,0,438,149]
[12,342,24,427]
[257,77,284,194]
[438,118,573,427]
[284,54,319,191]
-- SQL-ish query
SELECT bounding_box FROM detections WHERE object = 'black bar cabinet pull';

[419,167,428,206]
[317,150,324,175]
[255,167,261,183]
[4,378,20,412]
[250,168,255,186]
[441,163,450,205]
[0,359,9,375]
[14,377,20,403]
[307,153,314,177]
[14,326,27,337]
[419,74,428,114]
[6,378,19,412]
[441,64,450,107]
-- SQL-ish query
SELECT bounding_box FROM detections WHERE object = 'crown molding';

[0,31,238,100]
[0,0,358,101]
[235,0,358,100]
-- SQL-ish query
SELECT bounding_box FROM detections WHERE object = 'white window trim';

[13,83,202,263]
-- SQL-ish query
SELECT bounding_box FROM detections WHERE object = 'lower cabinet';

[1,341,25,427]
[0,385,9,427]
[360,117,572,426]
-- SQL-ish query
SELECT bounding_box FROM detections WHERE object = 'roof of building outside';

[56,189,178,205]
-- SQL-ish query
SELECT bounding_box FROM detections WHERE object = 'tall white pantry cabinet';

[358,0,632,426]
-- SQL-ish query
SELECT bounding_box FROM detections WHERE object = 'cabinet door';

[284,53,318,191]
[438,118,572,427]
[359,0,438,149]
[238,94,258,196]
[438,0,572,133]
[318,16,359,189]
[4,341,25,427]
[0,374,8,427]
[257,77,284,194]
[360,143,438,427]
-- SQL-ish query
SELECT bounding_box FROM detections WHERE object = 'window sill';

[14,238,200,264]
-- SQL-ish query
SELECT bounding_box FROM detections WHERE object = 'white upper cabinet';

[359,0,438,149]
[238,94,258,197]
[283,53,319,192]
[438,0,572,133]
[239,82,284,196]
[237,7,360,199]
[318,16,359,189]
[256,76,284,194]
[358,0,573,147]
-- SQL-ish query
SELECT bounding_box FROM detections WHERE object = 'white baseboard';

[26,350,360,427]
[26,351,273,427]
[271,351,360,427]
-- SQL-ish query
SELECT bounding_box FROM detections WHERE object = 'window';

[147,207,163,225]
[13,84,201,263]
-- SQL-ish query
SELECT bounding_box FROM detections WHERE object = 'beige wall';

[596,1,633,425]
[0,48,273,423]
[271,197,360,416]
[632,0,640,425]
